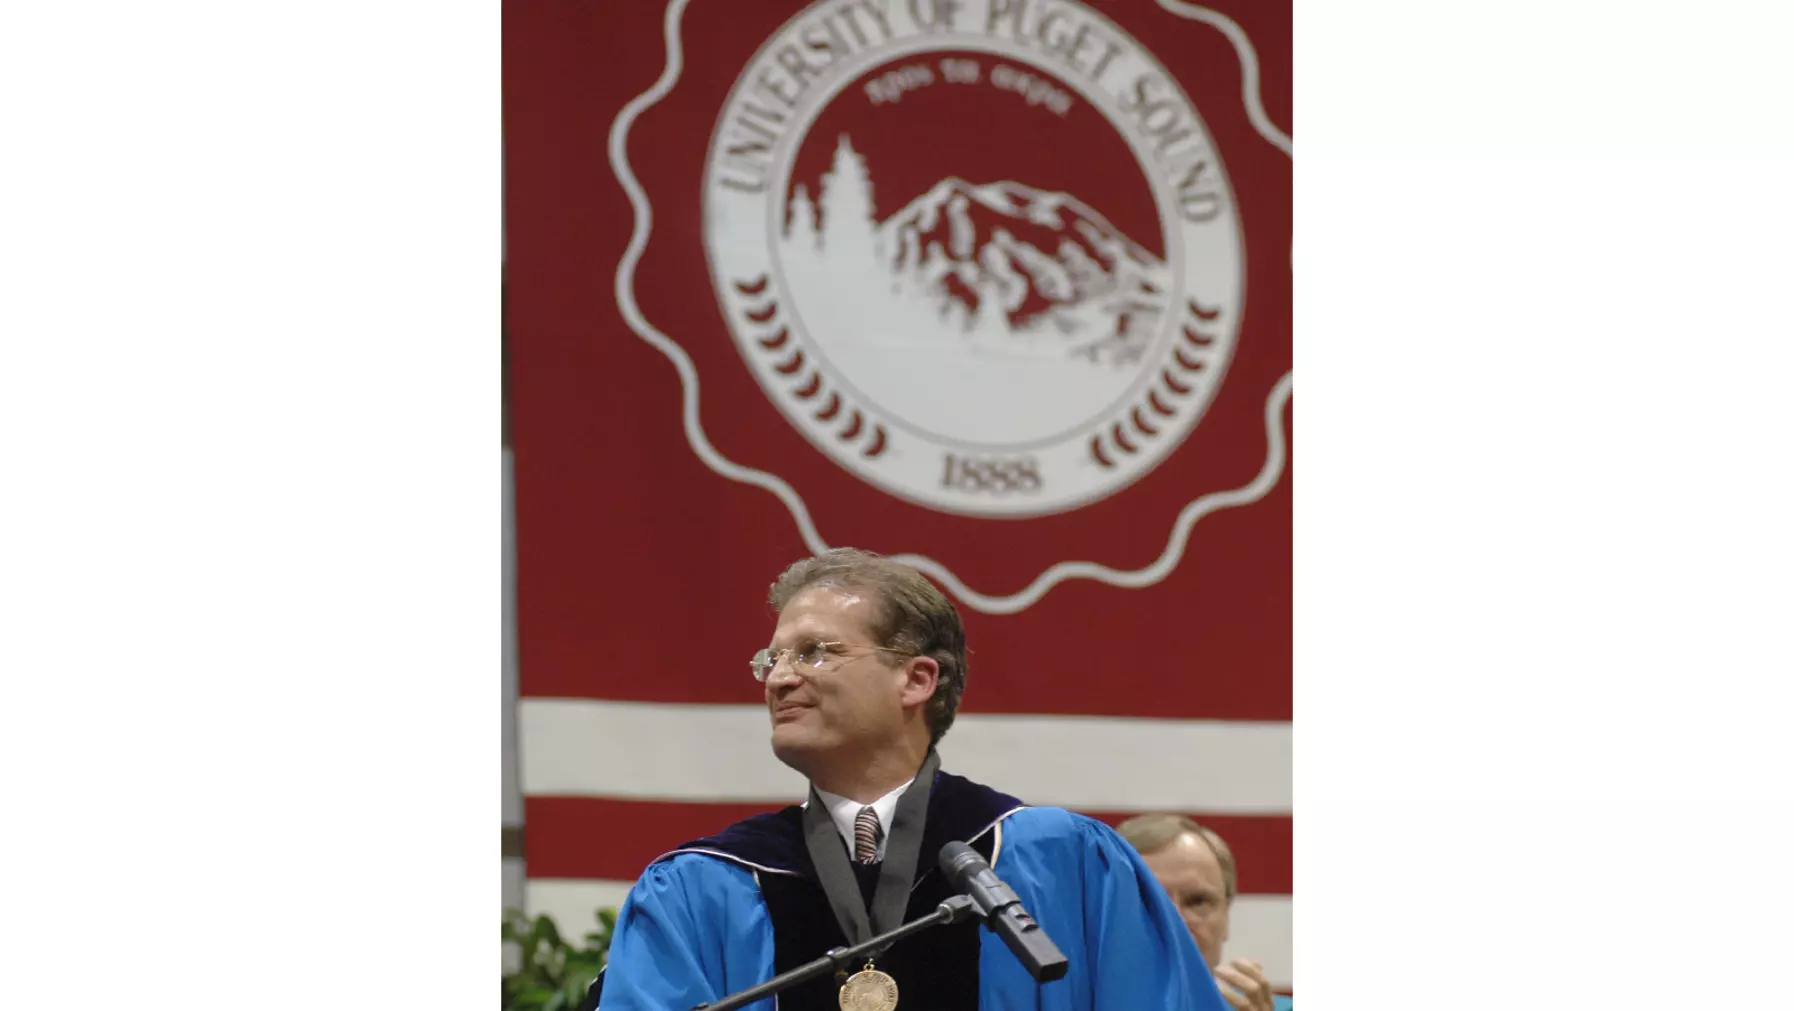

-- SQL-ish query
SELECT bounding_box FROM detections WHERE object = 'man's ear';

[900,654,939,710]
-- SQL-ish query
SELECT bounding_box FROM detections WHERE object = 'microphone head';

[938,840,981,884]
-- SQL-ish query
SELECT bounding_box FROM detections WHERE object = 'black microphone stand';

[692,894,978,1011]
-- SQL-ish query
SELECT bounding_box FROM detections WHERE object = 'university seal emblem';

[702,0,1245,517]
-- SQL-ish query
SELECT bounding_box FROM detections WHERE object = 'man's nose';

[765,662,804,689]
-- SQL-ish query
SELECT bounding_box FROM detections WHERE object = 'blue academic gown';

[598,772,1226,1010]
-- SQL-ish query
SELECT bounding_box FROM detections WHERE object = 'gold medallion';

[838,960,898,1011]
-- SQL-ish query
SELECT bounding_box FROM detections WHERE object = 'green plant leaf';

[563,965,598,1003]
[532,914,564,949]
[506,909,615,1009]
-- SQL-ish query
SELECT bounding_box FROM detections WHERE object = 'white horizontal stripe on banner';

[523,878,1292,990]
[520,698,1291,813]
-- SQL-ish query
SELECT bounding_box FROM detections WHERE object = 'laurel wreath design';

[733,274,890,458]
[1088,298,1226,468]
[738,270,1220,469]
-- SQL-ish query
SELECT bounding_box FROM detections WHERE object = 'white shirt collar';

[812,776,915,862]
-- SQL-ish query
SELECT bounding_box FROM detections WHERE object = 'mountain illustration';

[782,136,1169,365]
[878,178,1169,357]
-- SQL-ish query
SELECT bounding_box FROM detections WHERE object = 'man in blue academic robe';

[598,549,1226,1011]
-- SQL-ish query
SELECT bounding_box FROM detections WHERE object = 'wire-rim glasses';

[749,640,908,682]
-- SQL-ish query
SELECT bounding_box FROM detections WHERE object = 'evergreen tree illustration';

[818,134,876,261]
[786,183,819,250]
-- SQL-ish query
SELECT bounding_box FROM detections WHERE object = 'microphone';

[938,841,1069,982]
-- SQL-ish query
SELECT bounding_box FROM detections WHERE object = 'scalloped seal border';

[606,0,1293,614]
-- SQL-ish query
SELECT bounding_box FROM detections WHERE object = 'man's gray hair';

[1115,813,1238,902]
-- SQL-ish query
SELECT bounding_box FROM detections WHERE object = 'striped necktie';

[852,805,882,864]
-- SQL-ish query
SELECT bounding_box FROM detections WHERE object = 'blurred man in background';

[1117,814,1293,1011]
